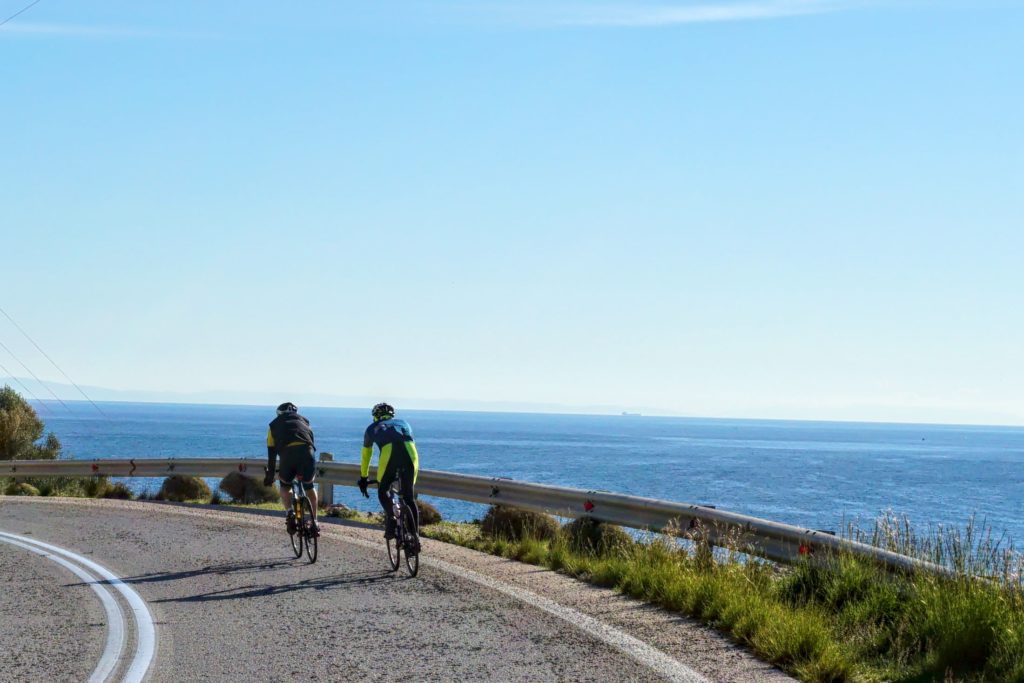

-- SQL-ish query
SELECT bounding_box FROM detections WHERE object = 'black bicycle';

[367,476,419,577]
[281,473,318,564]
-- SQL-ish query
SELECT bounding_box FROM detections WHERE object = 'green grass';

[420,518,1024,683]
[217,501,283,511]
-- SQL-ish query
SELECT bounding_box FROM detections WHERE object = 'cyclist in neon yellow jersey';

[357,402,420,549]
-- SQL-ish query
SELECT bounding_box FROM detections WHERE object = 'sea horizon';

[21,395,1024,432]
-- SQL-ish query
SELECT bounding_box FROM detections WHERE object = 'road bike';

[268,467,319,564]
[367,475,419,577]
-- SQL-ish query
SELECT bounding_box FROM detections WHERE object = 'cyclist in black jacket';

[264,402,319,534]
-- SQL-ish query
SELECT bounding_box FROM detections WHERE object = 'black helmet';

[276,402,298,416]
[371,402,394,421]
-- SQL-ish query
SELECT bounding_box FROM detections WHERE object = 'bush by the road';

[417,499,442,525]
[480,505,558,541]
[14,475,134,500]
[562,516,633,556]
[157,475,211,502]
[0,385,62,461]
[4,481,40,496]
[17,476,84,497]
[101,481,134,500]
[218,471,278,504]
[81,476,110,498]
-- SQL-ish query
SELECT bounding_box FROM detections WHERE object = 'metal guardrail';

[2,457,949,575]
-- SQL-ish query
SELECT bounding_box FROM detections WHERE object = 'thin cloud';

[0,21,207,39]
[569,1,845,26]
[471,0,860,28]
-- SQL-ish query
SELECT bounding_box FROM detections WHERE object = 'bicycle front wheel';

[402,506,419,577]
[302,496,318,564]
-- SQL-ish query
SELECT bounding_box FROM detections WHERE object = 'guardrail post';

[318,452,333,508]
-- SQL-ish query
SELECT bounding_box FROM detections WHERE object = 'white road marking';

[0,531,156,683]
[341,536,712,683]
[0,533,125,683]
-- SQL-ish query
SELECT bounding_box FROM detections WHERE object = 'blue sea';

[34,401,1024,542]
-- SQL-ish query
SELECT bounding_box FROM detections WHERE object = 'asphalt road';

[0,498,795,683]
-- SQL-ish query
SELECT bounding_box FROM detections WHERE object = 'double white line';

[0,530,155,683]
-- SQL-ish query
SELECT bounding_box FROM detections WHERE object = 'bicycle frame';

[371,478,405,536]
[369,477,415,543]
[291,479,307,516]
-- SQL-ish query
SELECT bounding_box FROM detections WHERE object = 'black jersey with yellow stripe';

[267,412,315,454]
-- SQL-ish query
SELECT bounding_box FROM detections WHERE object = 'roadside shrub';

[480,505,558,541]
[157,475,211,502]
[30,477,75,497]
[23,475,102,498]
[326,504,355,518]
[0,385,62,460]
[4,481,40,496]
[101,482,134,500]
[563,516,633,556]
[417,499,442,525]
[82,476,110,498]
[218,471,278,504]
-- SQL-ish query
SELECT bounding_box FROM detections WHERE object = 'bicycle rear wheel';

[402,506,419,577]
[302,496,318,564]
[289,504,303,559]
[386,509,401,571]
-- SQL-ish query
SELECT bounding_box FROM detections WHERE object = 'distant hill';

[0,376,666,416]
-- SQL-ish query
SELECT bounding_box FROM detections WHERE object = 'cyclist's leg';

[305,484,318,521]
[296,446,318,522]
[278,455,298,513]
[377,448,398,537]
[398,459,418,532]
[394,450,419,553]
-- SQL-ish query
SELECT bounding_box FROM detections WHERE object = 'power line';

[0,0,43,27]
[0,306,107,418]
[0,336,71,411]
[0,359,54,415]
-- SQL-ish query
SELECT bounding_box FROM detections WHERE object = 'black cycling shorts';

[279,444,316,490]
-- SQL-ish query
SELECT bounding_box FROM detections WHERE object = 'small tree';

[0,385,61,461]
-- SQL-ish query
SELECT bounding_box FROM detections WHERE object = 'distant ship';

[620,411,642,417]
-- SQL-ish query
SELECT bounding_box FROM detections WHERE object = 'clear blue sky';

[2,1,1022,424]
